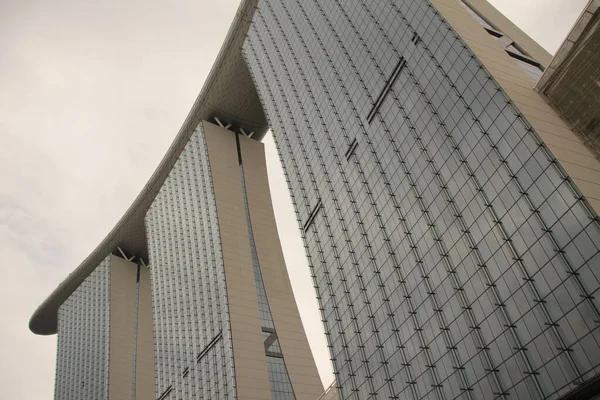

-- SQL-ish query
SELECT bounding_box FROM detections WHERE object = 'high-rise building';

[31,0,600,399]
[242,0,600,399]
[53,253,154,400]
[29,2,323,400]
[145,121,323,400]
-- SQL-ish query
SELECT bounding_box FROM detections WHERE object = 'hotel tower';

[31,0,600,399]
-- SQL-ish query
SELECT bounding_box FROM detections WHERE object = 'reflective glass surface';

[145,124,235,400]
[243,1,600,399]
[55,257,110,400]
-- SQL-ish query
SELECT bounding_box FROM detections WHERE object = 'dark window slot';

[158,386,173,400]
[345,139,358,160]
[505,50,543,70]
[484,27,503,38]
[303,200,322,232]
[411,32,421,45]
[196,331,223,363]
[367,57,406,124]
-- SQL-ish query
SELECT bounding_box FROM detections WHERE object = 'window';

[367,57,406,124]
[456,0,544,81]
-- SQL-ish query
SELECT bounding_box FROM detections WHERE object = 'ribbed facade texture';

[243,1,600,399]
[145,123,235,399]
[55,257,110,400]
[145,120,322,400]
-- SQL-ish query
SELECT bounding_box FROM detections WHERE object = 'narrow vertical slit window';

[345,139,358,160]
[157,386,173,400]
[367,57,406,124]
[303,200,322,232]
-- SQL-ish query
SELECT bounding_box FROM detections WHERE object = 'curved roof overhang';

[29,0,267,335]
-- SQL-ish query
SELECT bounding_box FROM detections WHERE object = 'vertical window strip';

[367,57,406,124]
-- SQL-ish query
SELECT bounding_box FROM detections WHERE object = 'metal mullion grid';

[265,3,395,396]
[195,132,213,376]
[192,141,205,350]
[417,0,600,331]
[276,2,409,397]
[385,3,590,395]
[199,130,225,338]
[387,29,546,397]
[323,12,444,400]
[325,1,479,398]
[345,1,563,397]
[394,54,539,395]
[241,39,311,227]
[246,25,362,397]
[187,139,203,349]
[181,152,196,361]
[248,17,314,221]
[381,96,503,399]
[163,175,178,386]
[303,1,472,398]
[381,34,595,341]
[255,8,375,396]
[412,26,596,386]
[473,121,588,381]
[171,161,187,393]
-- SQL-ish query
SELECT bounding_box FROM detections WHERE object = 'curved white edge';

[29,0,266,335]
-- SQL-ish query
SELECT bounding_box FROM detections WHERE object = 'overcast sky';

[0,0,588,397]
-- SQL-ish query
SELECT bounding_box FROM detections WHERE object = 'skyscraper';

[242,0,600,399]
[53,253,154,400]
[29,2,323,399]
[30,0,600,399]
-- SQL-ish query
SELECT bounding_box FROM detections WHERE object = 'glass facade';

[243,1,600,399]
[55,256,110,400]
[145,123,235,400]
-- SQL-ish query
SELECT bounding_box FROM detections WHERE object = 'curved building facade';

[32,0,600,399]
[243,0,600,399]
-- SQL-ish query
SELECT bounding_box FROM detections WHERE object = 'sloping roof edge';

[29,0,266,335]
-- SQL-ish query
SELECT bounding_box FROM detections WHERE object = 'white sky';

[0,0,588,397]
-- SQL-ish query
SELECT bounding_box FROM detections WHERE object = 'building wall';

[54,254,153,400]
[434,0,600,214]
[243,0,600,399]
[135,262,155,400]
[145,122,235,399]
[239,134,324,399]
[107,254,137,399]
[107,254,153,400]
[457,0,552,67]
[204,121,323,399]
[203,121,273,400]
[55,256,110,400]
